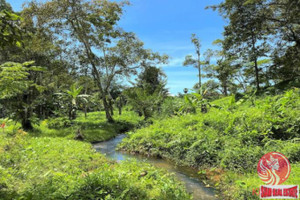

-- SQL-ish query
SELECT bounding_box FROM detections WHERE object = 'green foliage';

[178,91,211,114]
[0,61,45,130]
[120,89,300,198]
[0,61,44,99]
[0,62,29,98]
[124,87,164,119]
[210,0,300,90]
[0,10,22,48]
[32,110,143,142]
[158,97,184,117]
[55,83,86,120]
[125,66,167,119]
[46,117,71,129]
[0,131,190,200]
[66,83,83,104]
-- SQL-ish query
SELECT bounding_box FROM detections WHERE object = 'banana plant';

[66,84,83,107]
[55,83,84,120]
[66,83,84,120]
[179,86,210,114]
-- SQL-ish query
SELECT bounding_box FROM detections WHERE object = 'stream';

[93,134,217,200]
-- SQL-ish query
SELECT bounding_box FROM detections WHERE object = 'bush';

[119,89,300,199]
[47,117,71,129]
[0,132,191,200]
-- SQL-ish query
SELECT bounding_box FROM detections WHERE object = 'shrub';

[0,132,191,200]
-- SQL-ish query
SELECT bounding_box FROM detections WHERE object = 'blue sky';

[7,0,226,94]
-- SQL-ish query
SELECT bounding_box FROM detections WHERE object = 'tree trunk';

[102,96,114,123]
[118,106,122,115]
[21,108,33,131]
[224,84,228,96]
[108,99,114,116]
[197,54,201,89]
[251,33,260,91]
[21,94,33,131]
[254,57,260,91]
[22,118,33,131]
[84,105,87,118]
[69,16,114,123]
[143,110,149,120]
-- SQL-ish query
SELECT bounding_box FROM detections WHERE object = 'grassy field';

[30,110,143,142]
[119,89,300,199]
[0,110,191,200]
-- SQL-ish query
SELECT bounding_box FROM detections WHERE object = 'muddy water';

[93,134,217,200]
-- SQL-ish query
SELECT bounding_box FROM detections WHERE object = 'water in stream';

[93,134,217,200]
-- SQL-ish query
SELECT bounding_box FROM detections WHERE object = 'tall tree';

[0,61,44,130]
[204,40,240,96]
[26,0,167,123]
[210,0,300,87]
[183,34,205,88]
[0,7,22,49]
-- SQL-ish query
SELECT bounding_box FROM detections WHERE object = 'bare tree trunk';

[108,96,114,116]
[69,14,114,123]
[21,107,33,131]
[254,57,260,91]
[223,81,228,96]
[22,118,33,131]
[21,94,33,131]
[102,96,114,123]
[251,33,260,91]
[109,101,114,116]
[197,53,201,89]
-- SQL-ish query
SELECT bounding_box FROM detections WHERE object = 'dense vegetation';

[32,111,143,142]
[120,89,300,199]
[0,112,191,200]
[1,0,299,199]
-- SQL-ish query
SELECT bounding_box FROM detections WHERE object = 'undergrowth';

[0,132,191,200]
[119,89,300,199]
[31,110,143,142]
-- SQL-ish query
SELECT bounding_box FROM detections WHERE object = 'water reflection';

[93,134,217,200]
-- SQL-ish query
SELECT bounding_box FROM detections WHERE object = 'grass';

[0,110,191,200]
[31,109,143,142]
[119,89,300,199]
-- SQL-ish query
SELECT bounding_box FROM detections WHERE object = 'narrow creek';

[93,134,217,200]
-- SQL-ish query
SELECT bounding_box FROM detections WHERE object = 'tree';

[194,80,220,98]
[136,66,167,94]
[210,0,300,88]
[65,83,83,120]
[183,34,207,89]
[0,61,44,130]
[0,6,51,130]
[125,66,168,119]
[219,1,270,91]
[0,8,22,49]
[0,0,12,11]
[204,40,240,96]
[26,0,167,123]
[0,1,78,122]
[267,0,300,80]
